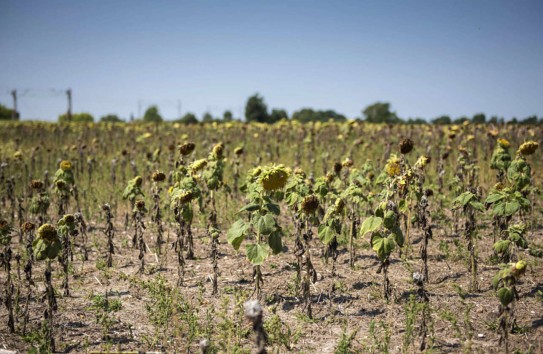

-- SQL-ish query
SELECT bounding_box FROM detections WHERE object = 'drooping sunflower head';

[414,155,430,169]
[518,141,539,156]
[234,146,244,156]
[22,221,35,232]
[179,142,196,156]
[513,260,527,277]
[63,214,75,224]
[55,180,66,189]
[342,158,354,168]
[497,138,510,149]
[178,189,194,203]
[293,167,306,178]
[301,195,319,214]
[259,164,290,191]
[37,224,58,242]
[333,162,343,174]
[212,143,224,159]
[31,179,44,190]
[152,171,166,182]
[190,159,208,172]
[334,198,345,213]
[399,138,414,154]
[60,160,72,171]
[134,176,143,187]
[135,200,146,211]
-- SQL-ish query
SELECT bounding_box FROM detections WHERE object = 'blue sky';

[1,0,542,121]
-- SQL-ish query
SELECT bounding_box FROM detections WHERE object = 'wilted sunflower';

[178,189,194,203]
[293,167,306,178]
[399,138,414,154]
[342,158,354,168]
[190,159,208,172]
[22,221,35,232]
[497,138,510,149]
[414,155,430,169]
[514,260,527,276]
[518,141,539,156]
[301,195,319,214]
[55,180,67,189]
[259,165,289,191]
[134,176,143,187]
[31,179,44,190]
[334,198,345,213]
[152,171,166,182]
[135,200,146,211]
[63,214,75,224]
[37,224,58,242]
[179,142,196,156]
[333,162,343,174]
[14,151,23,160]
[385,155,401,177]
[60,160,72,171]
[234,146,244,156]
[212,143,224,158]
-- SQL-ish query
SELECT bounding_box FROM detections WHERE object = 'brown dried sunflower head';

[135,200,146,210]
[399,138,414,154]
[22,221,35,232]
[31,179,44,190]
[179,142,196,156]
[152,171,166,182]
[301,195,319,215]
[333,162,343,174]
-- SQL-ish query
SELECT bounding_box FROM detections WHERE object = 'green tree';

[223,110,233,122]
[472,113,486,124]
[202,112,214,123]
[520,115,538,124]
[292,108,346,123]
[269,108,288,123]
[58,112,94,123]
[362,102,401,123]
[431,115,452,125]
[0,103,19,120]
[100,114,124,123]
[245,93,269,123]
[176,112,199,125]
[143,105,163,123]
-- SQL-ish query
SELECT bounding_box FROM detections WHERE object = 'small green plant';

[87,291,122,340]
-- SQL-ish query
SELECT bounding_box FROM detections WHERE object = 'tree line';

[1,95,542,124]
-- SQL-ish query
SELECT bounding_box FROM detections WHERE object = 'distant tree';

[59,112,94,123]
[489,116,499,124]
[432,115,452,125]
[510,117,518,124]
[223,110,233,122]
[362,102,401,123]
[472,113,486,124]
[520,115,538,124]
[202,112,214,123]
[143,105,163,123]
[100,114,124,123]
[292,108,346,123]
[269,109,288,123]
[0,103,19,120]
[176,112,199,125]
[245,93,269,123]
[454,116,470,124]
[406,118,428,124]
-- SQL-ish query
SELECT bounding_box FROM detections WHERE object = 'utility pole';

[10,90,18,120]
[66,89,72,121]
[177,99,182,118]
[138,100,142,119]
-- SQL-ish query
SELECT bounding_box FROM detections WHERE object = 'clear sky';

[1,0,542,121]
